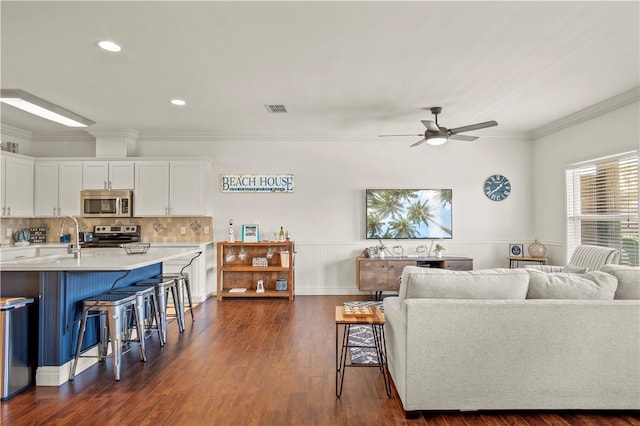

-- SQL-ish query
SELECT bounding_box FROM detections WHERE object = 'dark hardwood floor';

[1,295,638,425]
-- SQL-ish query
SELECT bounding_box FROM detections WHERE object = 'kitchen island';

[0,246,203,386]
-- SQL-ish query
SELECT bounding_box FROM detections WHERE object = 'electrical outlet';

[204,226,210,234]
[180,226,186,235]
[6,228,12,237]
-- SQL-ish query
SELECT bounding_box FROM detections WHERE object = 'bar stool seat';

[154,272,194,323]
[154,251,201,325]
[70,292,146,381]
[108,285,164,346]
[135,277,184,342]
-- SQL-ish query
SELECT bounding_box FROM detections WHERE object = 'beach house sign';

[221,174,294,193]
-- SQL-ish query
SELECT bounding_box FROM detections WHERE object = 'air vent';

[265,104,287,113]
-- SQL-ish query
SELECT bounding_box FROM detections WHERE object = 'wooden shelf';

[217,241,295,300]
[220,289,291,298]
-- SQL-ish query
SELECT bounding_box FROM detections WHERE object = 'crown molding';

[1,124,32,140]
[30,132,94,143]
[531,87,640,140]
[136,132,532,143]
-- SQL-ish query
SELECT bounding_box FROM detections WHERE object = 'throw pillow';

[600,265,640,300]
[526,269,618,300]
[562,264,588,274]
[399,267,529,300]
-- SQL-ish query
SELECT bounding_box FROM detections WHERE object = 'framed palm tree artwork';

[365,189,452,239]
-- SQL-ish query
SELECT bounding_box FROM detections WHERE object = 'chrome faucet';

[59,216,81,259]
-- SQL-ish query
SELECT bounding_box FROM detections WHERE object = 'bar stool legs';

[70,293,146,381]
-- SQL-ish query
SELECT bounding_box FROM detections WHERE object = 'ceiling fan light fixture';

[98,40,122,52]
[425,135,448,146]
[0,89,95,127]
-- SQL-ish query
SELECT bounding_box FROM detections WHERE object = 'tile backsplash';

[0,216,214,245]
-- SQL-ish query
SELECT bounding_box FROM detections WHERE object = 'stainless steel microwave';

[80,190,133,217]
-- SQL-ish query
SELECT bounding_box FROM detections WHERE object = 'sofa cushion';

[562,264,588,274]
[399,267,529,300]
[600,265,640,300]
[526,270,618,300]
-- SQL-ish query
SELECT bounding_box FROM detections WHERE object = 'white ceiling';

[1,1,639,143]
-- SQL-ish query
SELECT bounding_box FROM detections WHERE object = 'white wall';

[532,101,640,264]
[23,100,638,295]
[135,135,533,294]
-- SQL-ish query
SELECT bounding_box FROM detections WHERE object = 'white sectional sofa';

[383,266,640,414]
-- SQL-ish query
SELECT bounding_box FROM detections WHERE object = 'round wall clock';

[484,174,511,201]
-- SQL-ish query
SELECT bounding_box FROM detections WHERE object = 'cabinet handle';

[7,206,10,216]
[108,180,112,190]
[53,206,56,216]
[2,207,5,215]
[57,207,61,216]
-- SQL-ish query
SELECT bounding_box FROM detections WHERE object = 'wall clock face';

[484,174,511,201]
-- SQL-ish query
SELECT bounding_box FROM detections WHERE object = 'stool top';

[136,277,176,286]
[84,292,137,304]
[109,286,155,294]
[155,273,188,279]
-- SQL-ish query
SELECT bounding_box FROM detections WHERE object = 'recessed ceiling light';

[171,99,186,106]
[98,40,122,52]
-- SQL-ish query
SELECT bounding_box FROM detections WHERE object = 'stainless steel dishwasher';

[1,297,34,401]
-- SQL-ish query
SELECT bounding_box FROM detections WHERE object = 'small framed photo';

[242,224,259,242]
[509,243,524,257]
[252,257,268,267]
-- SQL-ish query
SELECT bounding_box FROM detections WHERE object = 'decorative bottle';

[227,219,235,242]
[528,239,547,257]
[278,226,285,242]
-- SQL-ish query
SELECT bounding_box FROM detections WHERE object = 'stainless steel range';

[85,225,141,247]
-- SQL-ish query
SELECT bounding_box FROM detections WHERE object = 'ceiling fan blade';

[421,120,440,132]
[449,120,498,135]
[410,138,427,147]
[378,134,422,137]
[449,134,478,142]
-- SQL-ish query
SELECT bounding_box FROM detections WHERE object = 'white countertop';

[0,246,204,271]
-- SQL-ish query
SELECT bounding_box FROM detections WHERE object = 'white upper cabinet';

[134,160,207,217]
[34,161,83,217]
[134,161,169,216]
[0,154,34,217]
[83,161,134,190]
[169,161,206,216]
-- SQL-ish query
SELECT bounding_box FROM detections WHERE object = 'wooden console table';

[508,256,548,268]
[356,256,473,298]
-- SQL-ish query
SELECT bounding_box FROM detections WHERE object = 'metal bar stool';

[70,292,146,381]
[108,285,164,346]
[154,251,202,324]
[135,276,184,342]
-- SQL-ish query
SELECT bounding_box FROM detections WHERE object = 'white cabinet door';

[82,162,109,189]
[169,161,205,216]
[58,162,83,216]
[34,162,60,216]
[108,162,134,189]
[134,161,169,216]
[83,161,134,190]
[35,161,83,216]
[1,155,34,217]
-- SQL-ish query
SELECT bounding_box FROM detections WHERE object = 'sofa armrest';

[525,264,564,272]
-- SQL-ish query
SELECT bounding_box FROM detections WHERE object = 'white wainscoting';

[291,241,561,296]
[210,241,561,296]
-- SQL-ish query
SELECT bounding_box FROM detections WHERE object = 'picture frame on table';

[509,243,524,257]
[242,224,259,242]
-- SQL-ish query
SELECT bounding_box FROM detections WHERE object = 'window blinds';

[566,151,639,266]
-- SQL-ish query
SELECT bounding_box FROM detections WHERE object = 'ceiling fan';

[379,107,498,147]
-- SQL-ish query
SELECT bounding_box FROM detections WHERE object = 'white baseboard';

[36,346,106,386]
